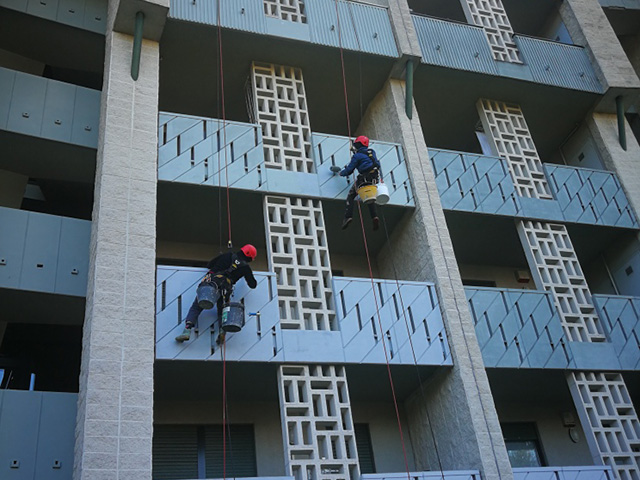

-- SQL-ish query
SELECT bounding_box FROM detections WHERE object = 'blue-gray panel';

[0,207,29,289]
[265,17,311,42]
[221,0,266,34]
[19,212,62,293]
[82,0,107,33]
[599,0,640,9]
[305,0,359,51]
[7,72,47,137]
[412,15,498,75]
[348,2,398,57]
[27,0,59,21]
[41,79,76,143]
[70,86,100,148]
[516,36,603,93]
[0,390,41,480]
[56,0,86,29]
[169,0,219,24]
[0,67,16,129]
[593,295,640,370]
[55,217,91,296]
[34,392,77,480]
[0,0,27,11]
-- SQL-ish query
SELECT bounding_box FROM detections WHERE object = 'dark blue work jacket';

[339,147,381,177]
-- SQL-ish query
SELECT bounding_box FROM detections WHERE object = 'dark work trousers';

[344,170,379,220]
[185,277,232,329]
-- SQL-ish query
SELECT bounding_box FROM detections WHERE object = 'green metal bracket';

[405,60,414,120]
[131,11,145,81]
[616,95,627,151]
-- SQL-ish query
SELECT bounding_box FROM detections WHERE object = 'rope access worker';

[175,244,258,342]
[340,135,381,231]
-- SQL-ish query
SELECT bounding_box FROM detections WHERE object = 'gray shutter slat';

[153,425,199,480]
[204,424,257,478]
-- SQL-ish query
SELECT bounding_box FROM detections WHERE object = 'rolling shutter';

[153,425,199,480]
[204,424,257,478]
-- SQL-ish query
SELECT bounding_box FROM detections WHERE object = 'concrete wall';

[154,400,287,477]
[555,124,606,171]
[0,169,27,208]
[619,34,640,78]
[330,253,381,279]
[357,79,512,480]
[458,264,537,290]
[495,402,594,467]
[351,401,416,473]
[73,1,165,478]
[0,48,44,75]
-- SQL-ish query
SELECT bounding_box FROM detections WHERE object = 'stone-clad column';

[357,79,513,480]
[74,1,165,478]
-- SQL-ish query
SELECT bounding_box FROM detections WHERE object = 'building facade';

[0,0,639,480]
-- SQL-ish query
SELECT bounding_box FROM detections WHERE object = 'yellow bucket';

[357,185,378,204]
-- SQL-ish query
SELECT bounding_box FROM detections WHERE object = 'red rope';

[222,339,228,480]
[333,1,411,479]
[217,0,232,247]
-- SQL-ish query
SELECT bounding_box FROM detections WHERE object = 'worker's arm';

[243,268,258,289]
[339,153,360,177]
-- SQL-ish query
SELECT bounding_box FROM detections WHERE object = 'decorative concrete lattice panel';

[278,365,360,480]
[158,113,265,189]
[545,164,639,229]
[517,221,605,343]
[477,99,552,200]
[460,0,522,63]
[250,62,314,173]
[155,267,282,362]
[568,372,640,480]
[430,148,520,216]
[334,277,451,365]
[265,196,336,331]
[264,0,307,23]
[465,287,572,368]
[593,295,640,370]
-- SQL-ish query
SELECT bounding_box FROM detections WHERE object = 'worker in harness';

[175,244,258,342]
[340,135,381,231]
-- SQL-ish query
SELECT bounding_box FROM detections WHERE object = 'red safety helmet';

[240,244,257,260]
[354,135,369,147]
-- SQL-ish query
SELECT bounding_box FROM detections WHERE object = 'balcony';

[0,390,76,480]
[430,148,639,229]
[0,207,90,297]
[0,67,100,149]
[158,112,414,207]
[467,286,640,370]
[155,266,451,366]
[513,466,614,480]
[412,14,602,93]
[363,471,480,480]
[0,0,107,34]
[168,0,398,58]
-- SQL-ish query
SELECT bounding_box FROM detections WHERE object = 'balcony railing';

[169,0,399,57]
[512,466,615,480]
[0,67,100,148]
[156,267,450,366]
[363,471,481,480]
[0,0,107,34]
[430,148,639,229]
[593,295,640,370]
[0,207,91,297]
[412,14,602,93]
[158,112,414,207]
[0,390,77,479]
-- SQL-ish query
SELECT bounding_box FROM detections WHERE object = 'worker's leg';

[368,202,379,231]
[342,183,358,229]
[176,297,201,342]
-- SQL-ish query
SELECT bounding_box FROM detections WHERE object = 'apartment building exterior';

[0,0,639,479]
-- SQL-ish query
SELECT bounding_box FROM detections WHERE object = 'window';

[153,424,257,479]
[501,423,545,468]
[354,424,376,474]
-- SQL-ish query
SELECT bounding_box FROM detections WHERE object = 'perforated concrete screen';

[477,99,552,200]
[251,62,314,173]
[460,0,522,63]
[264,0,307,23]
[568,372,640,480]
[278,365,360,480]
[265,195,336,331]
[518,221,604,343]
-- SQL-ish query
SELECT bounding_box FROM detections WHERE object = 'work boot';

[342,217,352,230]
[216,332,226,345]
[372,217,379,231]
[175,327,191,342]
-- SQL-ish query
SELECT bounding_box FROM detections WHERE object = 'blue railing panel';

[0,67,100,148]
[363,471,481,480]
[516,36,602,93]
[512,466,615,480]
[306,0,359,50]
[333,277,451,366]
[545,164,639,228]
[348,1,398,57]
[0,0,107,33]
[0,207,90,297]
[593,295,640,370]
[430,148,520,216]
[466,287,572,368]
